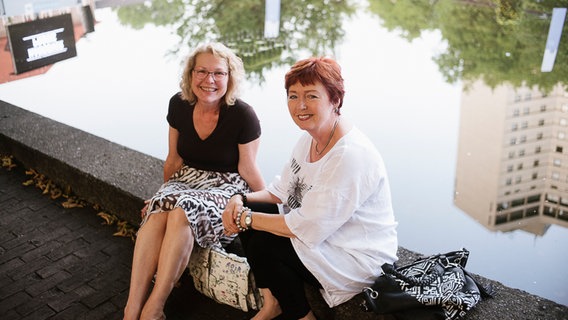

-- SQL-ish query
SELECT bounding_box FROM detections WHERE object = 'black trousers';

[240,203,322,319]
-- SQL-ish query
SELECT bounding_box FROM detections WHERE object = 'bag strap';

[382,249,474,287]
[382,262,444,286]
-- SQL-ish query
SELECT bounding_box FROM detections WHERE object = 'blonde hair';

[179,42,244,106]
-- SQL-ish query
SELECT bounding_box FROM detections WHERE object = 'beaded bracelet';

[231,192,248,207]
[235,207,250,232]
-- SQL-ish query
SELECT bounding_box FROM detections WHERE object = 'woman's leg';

[140,207,194,320]
[124,213,168,320]
[246,231,321,320]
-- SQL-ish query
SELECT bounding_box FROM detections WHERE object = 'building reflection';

[455,81,568,235]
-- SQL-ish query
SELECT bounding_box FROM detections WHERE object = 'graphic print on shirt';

[290,158,301,174]
[286,158,311,209]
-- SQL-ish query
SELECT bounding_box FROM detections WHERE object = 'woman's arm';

[163,126,183,182]
[240,210,295,238]
[237,137,265,191]
[222,189,295,237]
[222,189,277,224]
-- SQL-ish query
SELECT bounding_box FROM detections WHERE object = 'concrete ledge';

[0,100,162,225]
[306,247,568,320]
[1,99,567,319]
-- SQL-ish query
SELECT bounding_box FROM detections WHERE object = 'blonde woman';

[124,42,265,320]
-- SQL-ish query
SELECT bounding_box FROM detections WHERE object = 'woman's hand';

[222,194,243,235]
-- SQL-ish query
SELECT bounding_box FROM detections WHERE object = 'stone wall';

[0,100,162,225]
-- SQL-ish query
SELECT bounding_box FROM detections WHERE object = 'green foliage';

[367,0,567,92]
[367,0,438,40]
[115,0,186,30]
[114,0,357,83]
[114,0,567,91]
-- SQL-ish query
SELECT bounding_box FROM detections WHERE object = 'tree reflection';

[115,0,356,83]
[367,0,567,92]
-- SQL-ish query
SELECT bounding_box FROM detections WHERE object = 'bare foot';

[139,310,165,320]
[123,305,141,320]
[139,302,166,320]
[251,305,282,320]
[251,289,282,320]
[299,310,317,320]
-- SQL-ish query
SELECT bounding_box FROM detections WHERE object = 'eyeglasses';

[192,68,229,81]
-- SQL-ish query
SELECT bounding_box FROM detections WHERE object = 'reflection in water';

[542,8,566,72]
[114,0,356,83]
[367,0,568,92]
[455,81,568,236]
[366,0,568,236]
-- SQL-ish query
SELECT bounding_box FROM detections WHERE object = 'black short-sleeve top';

[166,93,261,173]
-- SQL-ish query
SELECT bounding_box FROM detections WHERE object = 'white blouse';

[267,127,398,307]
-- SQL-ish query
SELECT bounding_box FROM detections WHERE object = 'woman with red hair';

[223,57,398,320]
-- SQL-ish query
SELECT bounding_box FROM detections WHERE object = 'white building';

[455,80,568,235]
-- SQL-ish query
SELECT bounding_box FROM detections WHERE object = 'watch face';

[245,215,252,226]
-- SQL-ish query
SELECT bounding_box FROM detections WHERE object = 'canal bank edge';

[0,99,162,225]
[1,99,566,319]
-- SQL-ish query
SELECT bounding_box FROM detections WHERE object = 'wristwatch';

[244,210,253,229]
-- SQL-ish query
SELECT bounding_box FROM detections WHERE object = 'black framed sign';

[7,13,77,74]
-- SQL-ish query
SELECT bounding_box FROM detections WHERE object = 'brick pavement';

[0,163,253,320]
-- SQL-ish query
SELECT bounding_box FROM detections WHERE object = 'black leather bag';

[361,249,494,320]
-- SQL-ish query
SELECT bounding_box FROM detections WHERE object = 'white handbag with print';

[188,245,263,312]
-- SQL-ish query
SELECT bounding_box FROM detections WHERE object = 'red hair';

[285,57,345,113]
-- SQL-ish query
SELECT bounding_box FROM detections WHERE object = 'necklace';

[315,118,340,155]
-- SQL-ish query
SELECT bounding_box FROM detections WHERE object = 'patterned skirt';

[141,165,250,248]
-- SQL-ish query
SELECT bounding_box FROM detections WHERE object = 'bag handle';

[382,260,445,286]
